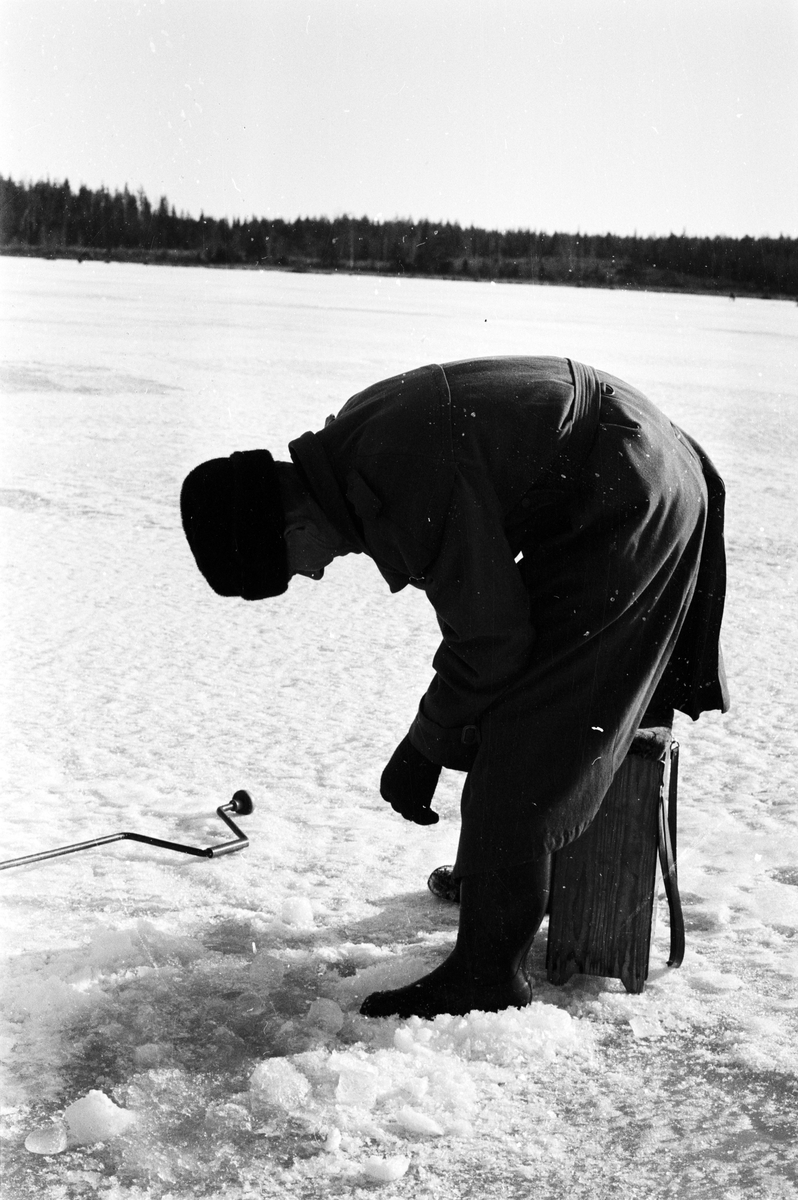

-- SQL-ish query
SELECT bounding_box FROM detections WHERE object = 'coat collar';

[289,430,365,551]
[289,430,415,593]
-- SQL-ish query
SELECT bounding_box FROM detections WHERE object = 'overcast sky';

[2,0,796,238]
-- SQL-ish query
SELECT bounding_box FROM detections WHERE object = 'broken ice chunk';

[306,998,345,1034]
[324,1126,342,1153]
[132,1042,169,1068]
[63,1091,136,1146]
[230,990,270,1020]
[331,1054,382,1110]
[203,1101,252,1132]
[396,1105,444,1136]
[403,1075,429,1102]
[248,952,288,988]
[25,1123,69,1155]
[363,1154,410,1182]
[628,1014,666,1039]
[250,1058,311,1111]
[281,896,315,928]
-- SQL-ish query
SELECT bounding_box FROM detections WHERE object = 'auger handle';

[0,791,254,871]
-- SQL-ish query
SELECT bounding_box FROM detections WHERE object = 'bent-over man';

[180,356,728,1020]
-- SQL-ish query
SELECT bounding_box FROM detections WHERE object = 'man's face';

[283,520,336,580]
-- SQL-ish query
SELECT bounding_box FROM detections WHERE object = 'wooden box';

[545,729,681,995]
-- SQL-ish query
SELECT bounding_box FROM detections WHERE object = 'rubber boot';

[360,854,552,1020]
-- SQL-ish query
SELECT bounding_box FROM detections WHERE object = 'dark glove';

[380,734,442,825]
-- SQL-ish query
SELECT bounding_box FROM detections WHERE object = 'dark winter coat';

[289,357,728,871]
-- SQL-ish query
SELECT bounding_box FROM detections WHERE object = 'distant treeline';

[2,175,796,298]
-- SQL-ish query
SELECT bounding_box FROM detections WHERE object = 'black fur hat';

[180,450,289,599]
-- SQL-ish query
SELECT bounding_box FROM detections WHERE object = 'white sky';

[1,0,797,237]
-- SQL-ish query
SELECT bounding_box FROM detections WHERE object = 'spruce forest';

[2,175,796,298]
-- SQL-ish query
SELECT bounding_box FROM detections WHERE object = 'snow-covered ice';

[1,258,797,1197]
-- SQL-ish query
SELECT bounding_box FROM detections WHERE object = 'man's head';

[180,453,349,598]
[180,450,289,599]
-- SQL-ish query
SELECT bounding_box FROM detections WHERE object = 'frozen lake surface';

[1,258,797,1197]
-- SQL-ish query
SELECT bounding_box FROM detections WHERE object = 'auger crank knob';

[230,789,254,816]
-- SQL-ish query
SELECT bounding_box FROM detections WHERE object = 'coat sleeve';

[407,466,535,770]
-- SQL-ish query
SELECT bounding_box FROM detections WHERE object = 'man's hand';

[380,735,442,825]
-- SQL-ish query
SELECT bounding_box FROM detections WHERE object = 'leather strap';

[657,740,685,967]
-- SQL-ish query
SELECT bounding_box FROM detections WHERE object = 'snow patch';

[686,968,745,993]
